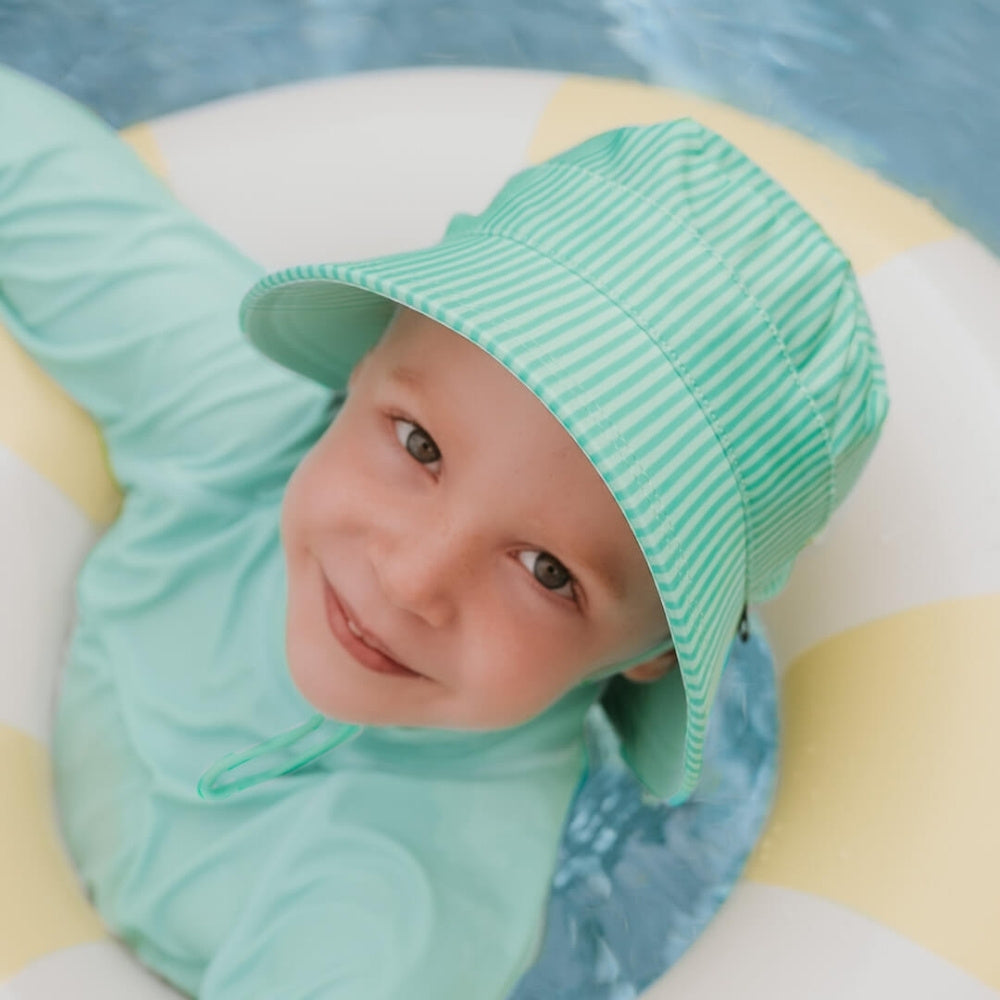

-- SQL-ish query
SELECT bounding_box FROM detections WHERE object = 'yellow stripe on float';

[0,725,108,980]
[744,595,1000,991]
[0,322,122,528]
[530,76,955,276]
[119,122,171,181]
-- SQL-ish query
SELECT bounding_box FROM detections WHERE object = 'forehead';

[371,307,657,606]
[376,306,574,450]
[377,306,488,371]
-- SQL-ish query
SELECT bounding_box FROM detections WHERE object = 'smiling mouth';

[323,578,422,678]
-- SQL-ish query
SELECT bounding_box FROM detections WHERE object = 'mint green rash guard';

[0,65,601,999]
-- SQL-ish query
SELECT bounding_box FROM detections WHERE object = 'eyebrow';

[388,365,425,392]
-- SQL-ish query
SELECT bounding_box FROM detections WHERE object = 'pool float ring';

[1,67,998,998]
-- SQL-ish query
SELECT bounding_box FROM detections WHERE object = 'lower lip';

[323,580,420,678]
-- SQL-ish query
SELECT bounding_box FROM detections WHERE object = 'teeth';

[346,617,364,639]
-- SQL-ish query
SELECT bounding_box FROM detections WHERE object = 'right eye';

[393,418,441,466]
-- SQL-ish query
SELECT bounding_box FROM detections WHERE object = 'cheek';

[281,416,391,567]
[464,609,592,724]
[280,447,324,554]
[284,419,357,516]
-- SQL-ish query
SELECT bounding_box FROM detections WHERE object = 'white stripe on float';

[906,235,1000,377]
[0,939,183,999]
[758,233,1000,673]
[640,882,999,1000]
[0,446,99,746]
[145,67,568,270]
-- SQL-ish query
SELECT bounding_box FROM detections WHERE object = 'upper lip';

[334,587,410,669]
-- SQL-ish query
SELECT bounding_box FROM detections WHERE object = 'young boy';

[0,64,889,999]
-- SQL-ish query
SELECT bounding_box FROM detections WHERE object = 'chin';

[285,645,414,725]
[288,656,366,719]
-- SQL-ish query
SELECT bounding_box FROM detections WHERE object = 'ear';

[622,648,678,684]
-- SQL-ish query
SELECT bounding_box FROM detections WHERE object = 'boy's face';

[280,306,673,731]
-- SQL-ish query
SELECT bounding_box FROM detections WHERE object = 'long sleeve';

[0,64,331,501]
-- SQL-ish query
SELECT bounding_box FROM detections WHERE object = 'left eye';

[394,418,441,465]
[518,550,575,599]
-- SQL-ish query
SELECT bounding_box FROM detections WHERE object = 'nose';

[370,515,479,628]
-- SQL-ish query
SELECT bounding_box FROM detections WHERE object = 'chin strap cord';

[197,715,363,801]
[199,606,754,799]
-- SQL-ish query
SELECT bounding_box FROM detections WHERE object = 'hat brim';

[241,232,746,804]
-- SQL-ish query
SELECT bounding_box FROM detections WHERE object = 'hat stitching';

[540,159,841,547]
[470,223,748,619]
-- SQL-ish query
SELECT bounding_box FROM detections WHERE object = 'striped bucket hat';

[240,119,890,805]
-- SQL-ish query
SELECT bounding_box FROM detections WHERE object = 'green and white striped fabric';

[241,118,890,804]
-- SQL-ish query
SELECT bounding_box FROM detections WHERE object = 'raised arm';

[0,64,332,500]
